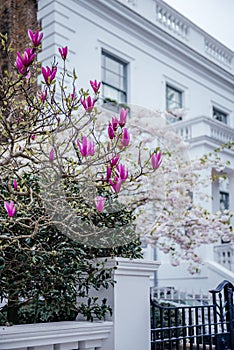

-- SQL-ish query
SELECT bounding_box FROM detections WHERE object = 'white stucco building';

[37,0,234,292]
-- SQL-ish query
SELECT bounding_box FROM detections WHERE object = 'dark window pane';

[166,85,182,110]
[220,191,229,211]
[213,108,227,124]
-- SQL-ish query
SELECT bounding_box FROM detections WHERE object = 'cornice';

[156,0,233,54]
[76,0,234,92]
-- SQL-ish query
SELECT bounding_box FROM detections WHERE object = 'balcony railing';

[155,3,188,39]
[116,0,233,72]
[0,321,113,350]
[214,244,234,272]
[155,1,233,71]
[172,116,234,145]
[204,38,233,67]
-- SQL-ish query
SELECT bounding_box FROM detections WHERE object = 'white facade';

[38,0,234,292]
[0,258,159,350]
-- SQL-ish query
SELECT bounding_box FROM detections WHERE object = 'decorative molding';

[173,116,234,147]
[214,244,234,272]
[204,38,233,67]
[101,257,161,276]
[74,0,234,93]
[155,3,188,39]
[117,0,137,6]
[0,321,113,350]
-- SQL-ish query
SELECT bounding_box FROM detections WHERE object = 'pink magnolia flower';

[15,48,35,74]
[28,29,43,47]
[108,123,115,139]
[109,177,122,193]
[151,152,162,170]
[17,48,35,66]
[110,155,120,167]
[31,134,35,140]
[4,200,16,217]
[94,196,105,212]
[77,136,95,157]
[37,89,47,103]
[58,46,68,60]
[119,108,128,127]
[80,96,96,112]
[71,87,76,100]
[90,80,101,94]
[15,58,26,74]
[41,66,57,85]
[111,117,119,131]
[116,164,128,181]
[121,128,130,147]
[106,166,112,181]
[13,179,18,190]
[49,148,55,162]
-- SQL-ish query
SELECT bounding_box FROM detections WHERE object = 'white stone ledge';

[0,321,113,350]
[97,257,160,277]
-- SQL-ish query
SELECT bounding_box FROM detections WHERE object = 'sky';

[163,0,234,51]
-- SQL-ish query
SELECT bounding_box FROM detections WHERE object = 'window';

[213,107,227,124]
[220,191,229,211]
[166,84,183,121]
[219,177,230,243]
[220,190,230,243]
[219,177,229,211]
[217,176,231,244]
[101,51,127,108]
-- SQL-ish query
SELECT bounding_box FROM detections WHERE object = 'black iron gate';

[151,280,234,350]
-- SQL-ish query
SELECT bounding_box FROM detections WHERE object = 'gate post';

[210,280,234,350]
[224,282,234,350]
[87,257,160,350]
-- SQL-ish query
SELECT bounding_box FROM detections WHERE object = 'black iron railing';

[151,280,234,350]
[210,280,234,350]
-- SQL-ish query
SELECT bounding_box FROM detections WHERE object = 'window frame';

[213,107,228,124]
[165,83,183,121]
[101,50,128,107]
[219,190,229,211]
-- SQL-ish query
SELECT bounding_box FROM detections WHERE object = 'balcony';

[155,0,233,71]
[172,116,234,146]
[116,0,233,73]
[214,243,234,272]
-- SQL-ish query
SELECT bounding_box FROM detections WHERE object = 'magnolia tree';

[0,29,162,250]
[0,29,233,276]
[0,28,164,324]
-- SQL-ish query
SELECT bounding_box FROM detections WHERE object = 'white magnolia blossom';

[117,106,234,272]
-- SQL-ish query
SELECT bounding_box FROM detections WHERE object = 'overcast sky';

[163,0,234,51]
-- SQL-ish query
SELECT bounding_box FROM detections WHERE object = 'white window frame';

[213,107,228,124]
[101,49,128,106]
